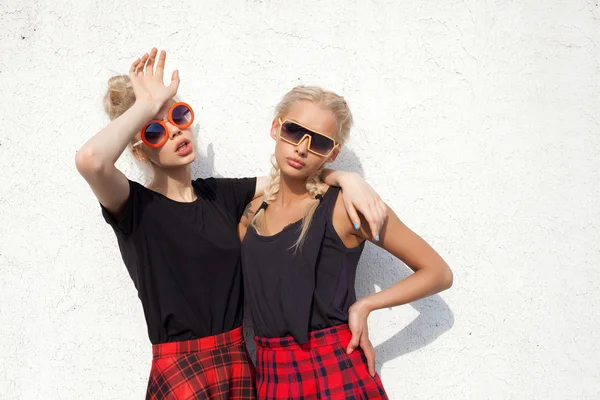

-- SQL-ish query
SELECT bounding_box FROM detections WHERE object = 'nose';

[167,122,182,139]
[295,135,310,156]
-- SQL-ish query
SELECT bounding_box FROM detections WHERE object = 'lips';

[175,139,192,156]
[286,157,305,169]
[175,139,189,151]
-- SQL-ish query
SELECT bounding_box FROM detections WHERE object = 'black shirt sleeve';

[100,180,145,237]
[201,177,257,222]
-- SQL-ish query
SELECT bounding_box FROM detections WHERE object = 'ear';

[327,147,340,163]
[130,145,148,163]
[270,119,280,141]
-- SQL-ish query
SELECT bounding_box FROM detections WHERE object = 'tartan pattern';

[255,325,388,399]
[146,327,256,399]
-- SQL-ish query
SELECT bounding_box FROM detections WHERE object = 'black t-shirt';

[101,177,256,345]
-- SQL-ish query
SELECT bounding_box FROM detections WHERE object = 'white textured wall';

[1,1,599,399]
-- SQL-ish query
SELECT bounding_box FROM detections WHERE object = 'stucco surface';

[1,0,599,399]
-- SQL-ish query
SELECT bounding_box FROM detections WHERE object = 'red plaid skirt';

[255,324,388,399]
[146,327,256,399]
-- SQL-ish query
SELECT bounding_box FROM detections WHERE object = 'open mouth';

[176,140,190,152]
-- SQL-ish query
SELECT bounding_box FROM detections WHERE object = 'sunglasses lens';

[171,104,193,127]
[310,133,335,155]
[144,123,166,145]
[281,121,307,142]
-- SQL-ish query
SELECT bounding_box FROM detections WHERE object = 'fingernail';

[375,235,380,242]
[354,223,359,229]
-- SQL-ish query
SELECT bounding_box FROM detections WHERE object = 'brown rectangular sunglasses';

[278,118,339,157]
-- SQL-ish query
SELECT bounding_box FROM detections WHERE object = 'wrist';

[337,171,359,187]
[350,297,375,316]
[132,99,162,120]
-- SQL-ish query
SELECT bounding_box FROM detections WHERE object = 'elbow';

[75,148,105,179]
[440,265,454,290]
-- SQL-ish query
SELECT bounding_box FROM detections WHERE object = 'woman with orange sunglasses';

[75,48,387,399]
[239,86,454,399]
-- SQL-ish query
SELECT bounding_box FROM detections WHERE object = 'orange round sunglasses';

[133,102,195,148]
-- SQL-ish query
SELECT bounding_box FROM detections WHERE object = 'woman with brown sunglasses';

[239,86,454,399]
[75,48,388,399]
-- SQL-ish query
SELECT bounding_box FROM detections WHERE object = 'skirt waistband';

[153,326,244,359]
[255,324,351,350]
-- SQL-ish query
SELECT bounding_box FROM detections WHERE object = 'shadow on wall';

[334,148,455,374]
[190,123,217,178]
[357,246,455,375]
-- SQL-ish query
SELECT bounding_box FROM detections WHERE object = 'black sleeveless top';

[241,187,365,344]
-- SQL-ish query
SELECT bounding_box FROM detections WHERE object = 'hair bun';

[103,75,136,120]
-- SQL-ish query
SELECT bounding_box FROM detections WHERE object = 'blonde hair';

[251,86,353,250]
[103,75,136,121]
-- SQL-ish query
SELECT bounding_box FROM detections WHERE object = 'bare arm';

[337,202,453,376]
[238,197,263,241]
[75,101,155,215]
[75,48,179,216]
[353,208,453,310]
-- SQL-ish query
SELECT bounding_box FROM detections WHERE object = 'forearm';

[321,169,358,187]
[77,101,157,168]
[358,267,453,313]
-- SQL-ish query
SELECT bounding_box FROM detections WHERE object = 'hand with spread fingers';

[129,47,180,113]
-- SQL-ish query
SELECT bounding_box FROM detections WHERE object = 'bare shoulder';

[331,189,365,247]
[240,197,264,227]
[332,189,350,224]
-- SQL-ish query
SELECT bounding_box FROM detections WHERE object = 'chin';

[182,153,196,165]
[162,154,196,168]
[279,164,314,180]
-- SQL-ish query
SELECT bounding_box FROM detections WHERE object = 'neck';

[148,164,195,202]
[276,172,311,207]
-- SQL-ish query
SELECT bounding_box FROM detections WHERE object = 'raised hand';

[129,48,180,113]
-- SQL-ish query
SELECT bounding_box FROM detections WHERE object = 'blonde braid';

[291,172,326,251]
[250,155,281,234]
[263,155,281,203]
